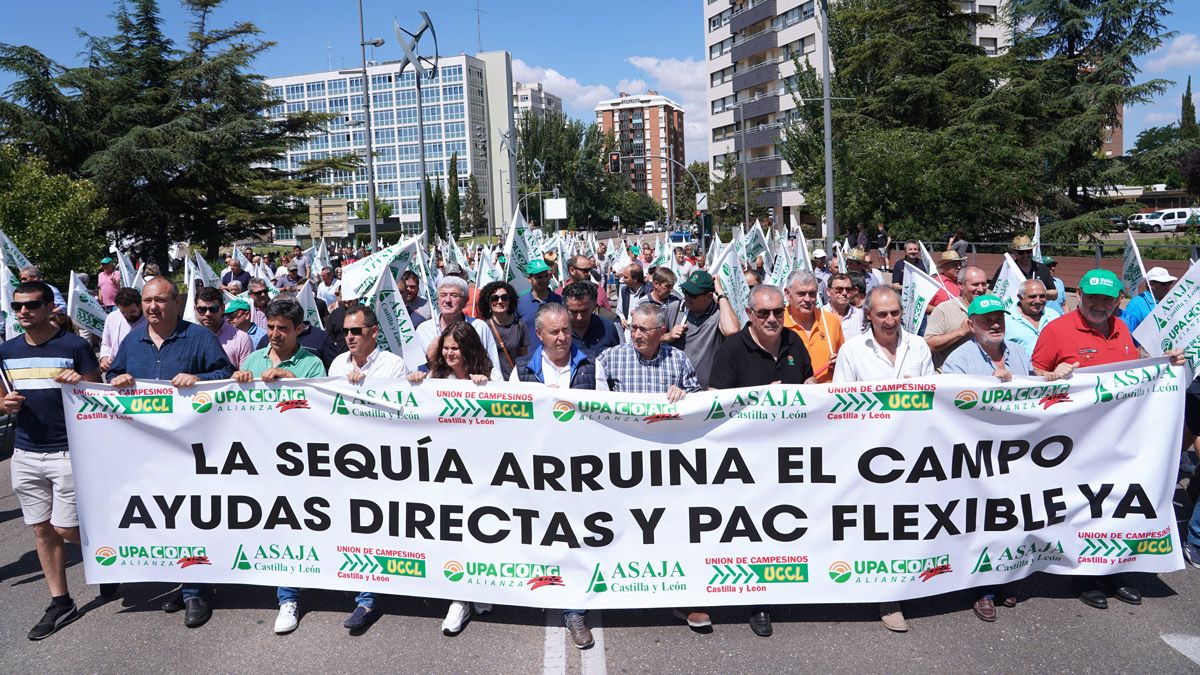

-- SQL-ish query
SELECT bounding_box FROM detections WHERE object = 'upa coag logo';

[954,391,979,410]
[957,384,1072,413]
[569,399,680,424]
[552,400,576,422]
[191,392,213,413]
[828,561,852,583]
[831,555,952,583]
[443,560,466,581]
[442,560,564,589]
[199,387,310,413]
[95,546,118,566]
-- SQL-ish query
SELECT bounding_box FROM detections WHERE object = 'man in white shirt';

[414,275,501,380]
[316,266,340,310]
[834,286,934,384]
[328,306,409,384]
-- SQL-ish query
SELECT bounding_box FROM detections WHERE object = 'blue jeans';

[181,583,210,600]
[564,609,587,620]
[1188,499,1200,547]
[355,591,375,609]
[278,586,299,605]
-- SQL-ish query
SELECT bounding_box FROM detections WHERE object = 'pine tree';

[463,174,487,235]
[432,181,447,241]
[446,152,462,239]
[1182,77,1198,140]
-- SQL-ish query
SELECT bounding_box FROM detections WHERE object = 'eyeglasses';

[490,294,511,303]
[572,265,594,273]
[790,290,817,298]
[752,307,785,320]
[345,326,372,336]
[629,324,662,334]
[830,286,853,294]
[195,305,221,314]
[11,300,45,311]
[249,290,268,296]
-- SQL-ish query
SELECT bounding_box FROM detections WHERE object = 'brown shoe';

[1001,592,1017,608]
[565,612,594,649]
[879,602,908,632]
[672,608,712,629]
[973,597,997,622]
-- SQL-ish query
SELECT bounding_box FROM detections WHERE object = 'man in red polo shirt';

[1032,268,1185,610]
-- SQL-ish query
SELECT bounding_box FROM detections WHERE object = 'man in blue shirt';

[1122,266,1177,341]
[516,259,562,349]
[108,277,233,629]
[1043,257,1068,315]
[1004,280,1062,354]
[562,280,620,359]
[1,281,101,640]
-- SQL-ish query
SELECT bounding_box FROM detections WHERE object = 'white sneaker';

[274,601,299,634]
[442,600,470,635]
[473,602,493,615]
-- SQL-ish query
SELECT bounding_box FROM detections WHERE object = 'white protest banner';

[115,249,138,288]
[792,216,813,273]
[992,253,1026,310]
[1134,260,1200,366]
[0,249,23,337]
[1123,230,1147,297]
[744,222,771,273]
[502,210,534,296]
[295,280,322,328]
[0,229,31,270]
[448,236,474,283]
[834,242,848,274]
[65,360,1185,609]
[918,240,939,275]
[367,268,426,369]
[340,242,403,300]
[67,271,107,337]
[766,233,794,288]
[711,241,750,324]
[232,245,253,273]
[182,277,198,323]
[476,247,503,289]
[900,261,941,334]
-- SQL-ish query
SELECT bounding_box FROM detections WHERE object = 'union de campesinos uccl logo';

[442,560,563,590]
[826,383,935,421]
[437,392,534,424]
[77,393,173,417]
[191,387,310,413]
[954,383,1072,413]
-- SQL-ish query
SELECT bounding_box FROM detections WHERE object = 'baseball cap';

[224,298,250,314]
[630,245,641,255]
[1043,255,1056,266]
[444,262,466,277]
[1079,269,1121,297]
[1145,266,1178,283]
[526,259,551,276]
[812,248,827,258]
[100,256,114,264]
[679,270,715,295]
[967,294,1006,316]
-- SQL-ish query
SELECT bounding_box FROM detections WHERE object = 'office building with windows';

[704,0,1011,232]
[513,82,563,129]
[264,51,517,239]
[594,91,686,218]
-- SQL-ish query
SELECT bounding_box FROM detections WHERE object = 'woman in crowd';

[476,281,529,380]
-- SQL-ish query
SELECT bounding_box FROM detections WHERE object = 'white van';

[1138,208,1197,233]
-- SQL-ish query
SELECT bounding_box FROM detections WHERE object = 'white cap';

[812,248,828,258]
[1145,266,1178,283]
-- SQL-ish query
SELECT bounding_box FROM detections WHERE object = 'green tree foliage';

[0,145,108,285]
[463,174,487,235]
[1182,149,1200,197]
[674,160,710,223]
[446,152,461,239]
[354,198,393,220]
[708,155,766,232]
[1126,124,1184,187]
[0,0,355,265]
[515,110,625,229]
[432,181,447,241]
[1183,77,1198,140]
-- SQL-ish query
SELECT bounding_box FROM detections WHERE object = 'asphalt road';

[3,453,1200,674]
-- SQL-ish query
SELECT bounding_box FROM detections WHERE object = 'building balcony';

[745,157,784,180]
[735,123,783,152]
[731,59,780,92]
[742,93,781,119]
[731,27,779,63]
[730,0,776,34]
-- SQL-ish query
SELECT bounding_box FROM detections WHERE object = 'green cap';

[100,256,114,264]
[1042,255,1056,266]
[630,245,641,255]
[679,270,715,295]
[526,259,551,276]
[967,294,1006,316]
[224,298,250,314]
[1079,269,1121,297]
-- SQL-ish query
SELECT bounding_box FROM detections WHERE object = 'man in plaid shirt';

[595,303,700,401]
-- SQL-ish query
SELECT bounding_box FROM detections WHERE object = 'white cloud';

[625,56,710,167]
[1145,34,1200,73]
[511,58,614,117]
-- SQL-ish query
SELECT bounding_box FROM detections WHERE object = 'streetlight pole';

[395,12,439,248]
[736,102,750,228]
[356,0,384,251]
[819,0,837,254]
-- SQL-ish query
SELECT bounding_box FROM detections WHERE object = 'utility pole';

[819,0,837,254]
[395,12,440,247]
[356,0,384,250]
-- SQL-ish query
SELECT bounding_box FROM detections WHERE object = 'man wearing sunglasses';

[826,273,865,339]
[2,282,102,640]
[246,278,272,332]
[567,255,609,309]
[673,271,740,388]
[225,298,265,347]
[992,235,1058,302]
[1004,279,1062,353]
[193,287,253,369]
[516,259,562,349]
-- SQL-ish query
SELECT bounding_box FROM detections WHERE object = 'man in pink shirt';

[194,287,253,368]
[97,257,121,310]
[99,287,146,372]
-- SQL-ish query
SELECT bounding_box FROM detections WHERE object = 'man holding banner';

[2,281,102,640]
[783,271,843,383]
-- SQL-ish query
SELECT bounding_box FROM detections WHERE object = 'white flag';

[834,242,848,274]
[232,245,253,272]
[0,250,23,337]
[900,262,941,334]
[767,234,794,288]
[449,235,474,283]
[67,271,108,337]
[992,253,1026,310]
[918,240,939,274]
[182,278,198,324]
[340,242,403,300]
[502,210,534,296]
[0,230,31,270]
[368,268,426,369]
[711,241,751,324]
[131,264,146,292]
[792,216,813,273]
[115,249,138,287]
[1122,229,1146,297]
[295,280,322,328]
[476,246,503,288]
[744,222,771,273]
[1032,217,1044,263]
[192,251,220,288]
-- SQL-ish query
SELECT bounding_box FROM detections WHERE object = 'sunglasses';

[195,305,221,314]
[345,326,372,336]
[752,307,785,320]
[249,290,269,296]
[490,294,511,303]
[11,300,46,311]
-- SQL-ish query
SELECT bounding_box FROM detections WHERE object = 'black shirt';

[707,325,814,389]
[991,259,1054,294]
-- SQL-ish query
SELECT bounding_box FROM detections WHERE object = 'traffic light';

[608,152,621,174]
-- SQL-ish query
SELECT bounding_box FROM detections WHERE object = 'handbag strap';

[488,317,516,369]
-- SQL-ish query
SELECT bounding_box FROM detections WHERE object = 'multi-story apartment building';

[594,92,687,219]
[704,0,1011,232]
[265,51,517,239]
[513,81,563,130]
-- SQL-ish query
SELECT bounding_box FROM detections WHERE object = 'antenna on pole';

[475,0,485,52]
[326,43,333,71]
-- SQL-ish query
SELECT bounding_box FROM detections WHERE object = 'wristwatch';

[715,294,727,301]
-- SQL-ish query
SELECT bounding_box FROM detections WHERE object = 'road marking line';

[1162,633,1200,667]
[543,611,566,675]
[581,611,607,675]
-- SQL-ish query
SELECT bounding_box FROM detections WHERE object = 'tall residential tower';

[595,91,686,219]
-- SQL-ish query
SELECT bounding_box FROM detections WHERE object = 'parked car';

[1127,213,1150,230]
[668,230,694,244]
[1138,208,1197,233]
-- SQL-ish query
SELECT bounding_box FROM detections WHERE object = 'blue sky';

[1,0,1198,163]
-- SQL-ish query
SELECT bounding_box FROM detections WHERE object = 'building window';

[374,109,395,126]
[443,84,465,101]
[398,71,416,87]
[444,103,465,120]
[979,36,998,55]
[399,144,420,160]
[308,99,327,113]
[370,74,393,89]
[376,146,397,162]
[349,77,363,93]
[397,126,418,143]
[441,65,463,83]
[423,124,443,140]
[397,107,418,125]
[329,97,348,113]
[374,128,396,144]
[372,92,394,108]
[397,89,417,106]
[709,37,733,60]
[285,84,304,99]
[306,82,325,97]
[287,102,305,114]
[444,121,466,138]
[327,79,348,94]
